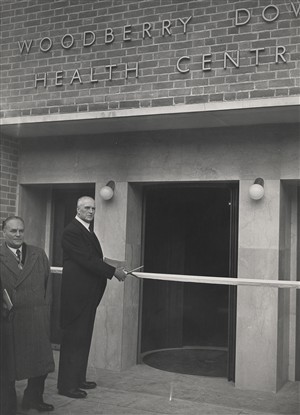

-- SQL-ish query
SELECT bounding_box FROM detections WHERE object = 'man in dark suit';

[57,196,126,399]
[0,216,55,413]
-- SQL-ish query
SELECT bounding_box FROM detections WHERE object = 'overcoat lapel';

[0,244,39,288]
[15,244,39,288]
[0,244,21,279]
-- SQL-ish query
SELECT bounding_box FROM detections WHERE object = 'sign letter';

[18,40,33,54]
[224,51,240,69]
[40,37,52,52]
[162,20,172,36]
[55,71,63,86]
[202,54,212,71]
[61,34,74,49]
[106,64,117,81]
[276,46,287,63]
[250,48,265,66]
[70,69,83,85]
[176,56,190,73]
[178,16,192,34]
[105,28,114,44]
[235,9,251,26]
[125,63,139,79]
[35,73,47,88]
[83,31,96,47]
[123,25,132,41]
[291,2,300,17]
[262,5,279,22]
[90,67,98,83]
[143,22,152,39]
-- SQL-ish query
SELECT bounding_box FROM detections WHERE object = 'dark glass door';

[141,184,238,380]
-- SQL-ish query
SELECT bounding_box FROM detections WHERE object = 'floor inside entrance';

[142,348,227,377]
[15,351,299,415]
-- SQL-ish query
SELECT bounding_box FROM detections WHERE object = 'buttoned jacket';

[0,243,54,380]
[60,219,115,328]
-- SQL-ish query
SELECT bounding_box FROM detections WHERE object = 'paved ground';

[15,351,299,415]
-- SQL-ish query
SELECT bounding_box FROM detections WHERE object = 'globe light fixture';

[249,178,264,200]
[100,180,115,200]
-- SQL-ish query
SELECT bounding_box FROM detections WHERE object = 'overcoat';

[60,218,115,328]
[0,243,54,381]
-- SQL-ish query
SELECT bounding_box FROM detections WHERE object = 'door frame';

[296,185,300,380]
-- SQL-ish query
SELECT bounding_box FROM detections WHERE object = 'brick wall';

[0,135,19,239]
[0,0,299,118]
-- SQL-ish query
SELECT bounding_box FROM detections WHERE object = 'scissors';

[125,265,144,277]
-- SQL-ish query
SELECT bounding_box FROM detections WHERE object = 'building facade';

[0,0,299,393]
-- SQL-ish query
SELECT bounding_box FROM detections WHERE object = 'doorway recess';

[141,183,238,380]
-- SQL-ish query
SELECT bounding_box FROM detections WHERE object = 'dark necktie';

[16,249,22,269]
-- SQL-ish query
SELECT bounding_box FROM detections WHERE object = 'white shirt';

[75,215,91,231]
[7,244,22,257]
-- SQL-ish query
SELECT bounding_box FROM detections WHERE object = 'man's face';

[3,218,25,248]
[77,198,96,223]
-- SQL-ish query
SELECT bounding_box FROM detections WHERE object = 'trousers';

[57,301,98,391]
[0,375,47,415]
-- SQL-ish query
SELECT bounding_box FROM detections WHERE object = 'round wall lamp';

[100,180,115,200]
[249,178,265,200]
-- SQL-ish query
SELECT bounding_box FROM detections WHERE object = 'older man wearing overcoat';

[0,216,54,413]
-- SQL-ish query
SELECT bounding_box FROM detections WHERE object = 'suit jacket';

[60,218,115,328]
[0,243,54,380]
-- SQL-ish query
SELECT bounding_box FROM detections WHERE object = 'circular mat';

[143,348,227,377]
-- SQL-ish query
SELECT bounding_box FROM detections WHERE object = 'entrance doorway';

[141,183,238,380]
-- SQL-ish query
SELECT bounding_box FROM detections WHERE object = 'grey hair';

[77,196,95,208]
[2,215,25,230]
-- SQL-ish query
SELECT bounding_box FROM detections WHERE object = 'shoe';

[21,399,54,412]
[79,381,97,389]
[58,388,87,399]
